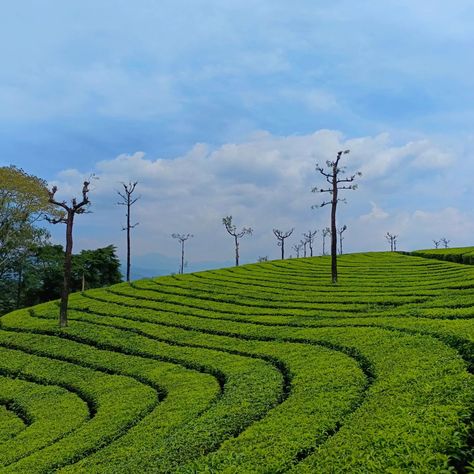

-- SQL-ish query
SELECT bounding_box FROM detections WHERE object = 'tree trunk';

[60,211,74,327]
[309,242,313,257]
[339,237,343,255]
[331,172,338,284]
[181,240,185,274]
[235,235,239,266]
[126,200,131,282]
[281,240,284,260]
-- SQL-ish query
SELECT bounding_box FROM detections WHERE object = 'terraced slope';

[412,246,474,264]
[1,252,474,473]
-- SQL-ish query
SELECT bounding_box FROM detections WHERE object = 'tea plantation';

[2,251,474,473]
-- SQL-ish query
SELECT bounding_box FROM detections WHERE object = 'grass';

[1,250,474,472]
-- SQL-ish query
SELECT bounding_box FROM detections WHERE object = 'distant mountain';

[124,252,235,279]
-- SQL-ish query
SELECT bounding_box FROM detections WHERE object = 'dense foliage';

[0,244,122,315]
[0,166,53,279]
[0,166,122,315]
[2,252,474,472]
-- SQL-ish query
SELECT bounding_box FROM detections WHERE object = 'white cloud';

[49,129,470,264]
[360,201,389,221]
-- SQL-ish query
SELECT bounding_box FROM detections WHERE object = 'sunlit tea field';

[2,251,474,473]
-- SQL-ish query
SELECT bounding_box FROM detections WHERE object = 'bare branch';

[172,233,194,242]
[273,228,294,240]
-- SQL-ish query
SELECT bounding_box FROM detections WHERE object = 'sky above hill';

[1,1,474,274]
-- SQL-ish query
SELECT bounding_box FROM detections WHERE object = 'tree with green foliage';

[0,166,59,313]
[73,245,122,290]
[312,150,361,283]
[222,216,252,267]
[0,244,122,314]
[47,181,91,327]
[0,166,56,279]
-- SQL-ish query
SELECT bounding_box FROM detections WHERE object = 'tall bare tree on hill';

[321,227,331,256]
[292,242,302,258]
[301,239,308,257]
[433,239,440,249]
[172,233,193,274]
[312,150,361,283]
[338,225,347,255]
[386,232,398,252]
[440,237,450,249]
[47,181,91,327]
[222,216,252,266]
[273,228,294,260]
[303,230,318,257]
[117,182,140,282]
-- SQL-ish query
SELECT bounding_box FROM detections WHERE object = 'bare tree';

[299,239,306,257]
[312,150,361,283]
[222,216,252,266]
[338,225,347,255]
[322,227,331,256]
[257,256,268,263]
[47,181,91,327]
[440,237,450,249]
[303,230,318,257]
[117,182,140,282]
[292,242,302,258]
[433,239,440,249]
[386,232,398,252]
[273,228,294,260]
[172,233,193,274]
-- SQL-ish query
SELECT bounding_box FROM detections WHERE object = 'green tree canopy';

[0,166,58,278]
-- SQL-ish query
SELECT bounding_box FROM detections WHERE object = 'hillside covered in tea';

[1,252,474,473]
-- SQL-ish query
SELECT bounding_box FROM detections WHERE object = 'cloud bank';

[47,129,473,272]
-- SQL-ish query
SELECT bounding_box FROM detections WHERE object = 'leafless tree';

[440,237,450,249]
[172,233,193,274]
[117,181,139,282]
[222,216,252,266]
[303,230,318,257]
[299,239,307,257]
[47,181,91,327]
[273,228,294,260]
[386,232,398,252]
[312,150,361,283]
[433,239,440,249]
[292,242,303,258]
[322,227,331,256]
[257,256,268,263]
[338,225,347,255]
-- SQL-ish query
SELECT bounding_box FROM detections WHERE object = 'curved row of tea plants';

[412,246,474,265]
[1,251,474,472]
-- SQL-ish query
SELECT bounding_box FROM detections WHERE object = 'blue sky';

[1,1,474,274]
